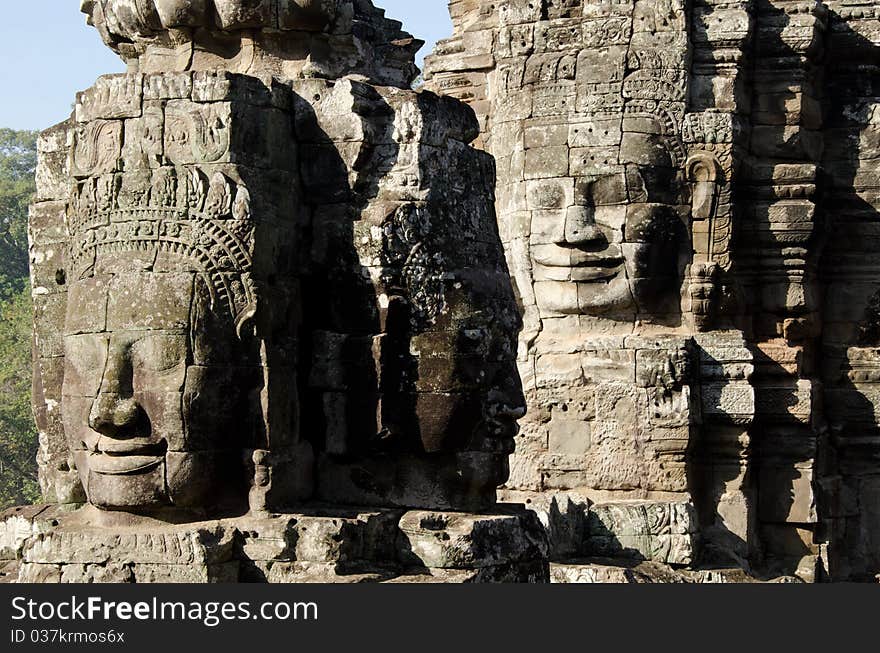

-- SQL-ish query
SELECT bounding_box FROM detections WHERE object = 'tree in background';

[0,290,39,506]
[0,129,37,301]
[0,128,39,508]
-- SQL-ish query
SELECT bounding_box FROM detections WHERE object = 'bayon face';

[530,127,685,317]
[483,0,694,324]
[60,125,264,514]
[62,261,256,513]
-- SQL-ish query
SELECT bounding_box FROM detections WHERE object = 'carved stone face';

[410,323,525,456]
[62,266,253,513]
[530,129,684,317]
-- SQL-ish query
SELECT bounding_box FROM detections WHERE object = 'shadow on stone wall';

[740,1,823,580]
[293,88,399,461]
[708,4,880,581]
[816,12,880,582]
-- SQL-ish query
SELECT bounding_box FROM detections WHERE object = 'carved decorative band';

[69,209,256,335]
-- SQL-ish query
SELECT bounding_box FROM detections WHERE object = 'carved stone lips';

[89,438,167,475]
[532,244,625,271]
[569,265,622,282]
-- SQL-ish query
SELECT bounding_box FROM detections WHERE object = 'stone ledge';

[503,491,700,566]
[2,504,549,584]
[550,559,803,584]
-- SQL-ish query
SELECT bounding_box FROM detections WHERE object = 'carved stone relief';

[424,0,880,582]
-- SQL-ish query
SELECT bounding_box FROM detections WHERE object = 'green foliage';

[0,287,40,508]
[0,129,39,509]
[0,128,38,302]
[0,129,37,179]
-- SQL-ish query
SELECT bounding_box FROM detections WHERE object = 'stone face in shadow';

[291,80,524,511]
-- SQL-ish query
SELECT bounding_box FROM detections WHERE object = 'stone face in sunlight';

[424,0,880,583]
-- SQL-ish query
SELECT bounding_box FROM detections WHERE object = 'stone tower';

[426,0,880,582]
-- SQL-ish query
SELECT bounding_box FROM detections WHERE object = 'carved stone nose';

[89,394,141,437]
[89,339,140,437]
[563,206,604,245]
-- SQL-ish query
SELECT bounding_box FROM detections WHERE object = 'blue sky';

[0,2,451,131]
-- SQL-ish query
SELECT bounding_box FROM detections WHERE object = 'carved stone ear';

[235,304,258,340]
[685,152,723,220]
[684,153,726,332]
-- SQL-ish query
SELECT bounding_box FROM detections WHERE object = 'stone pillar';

[819,0,880,581]
[740,0,827,579]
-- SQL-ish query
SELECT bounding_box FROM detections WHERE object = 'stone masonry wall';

[426,0,880,581]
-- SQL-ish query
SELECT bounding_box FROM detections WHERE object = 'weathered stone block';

[584,501,698,565]
[524,146,570,179]
[398,510,548,570]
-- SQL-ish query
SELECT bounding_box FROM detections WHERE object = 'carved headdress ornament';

[68,167,258,335]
